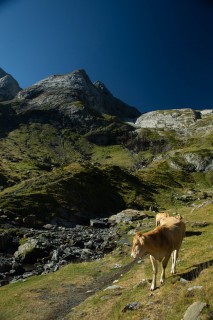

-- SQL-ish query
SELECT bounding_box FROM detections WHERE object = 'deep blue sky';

[0,0,213,113]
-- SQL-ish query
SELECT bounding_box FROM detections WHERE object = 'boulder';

[14,238,48,263]
[90,218,110,228]
[23,214,37,227]
[0,259,11,272]
[109,209,148,224]
[0,232,12,252]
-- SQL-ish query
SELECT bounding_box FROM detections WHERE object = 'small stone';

[182,301,207,320]
[187,286,203,291]
[112,263,122,269]
[113,279,119,283]
[104,285,123,291]
[122,302,141,312]
[43,224,54,230]
[133,279,147,288]
[100,295,110,301]
[22,272,34,279]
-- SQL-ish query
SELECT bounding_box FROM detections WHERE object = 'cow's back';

[160,217,185,249]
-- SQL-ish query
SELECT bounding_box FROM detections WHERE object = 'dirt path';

[46,260,136,320]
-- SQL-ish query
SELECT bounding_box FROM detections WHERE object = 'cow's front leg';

[150,255,158,290]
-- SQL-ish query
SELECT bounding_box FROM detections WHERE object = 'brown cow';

[131,217,185,290]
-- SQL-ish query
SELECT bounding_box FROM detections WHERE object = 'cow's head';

[131,231,146,259]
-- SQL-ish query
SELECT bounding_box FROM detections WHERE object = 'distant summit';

[0,67,21,101]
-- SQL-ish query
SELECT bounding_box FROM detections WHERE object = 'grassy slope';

[0,162,156,224]
[0,203,212,320]
[0,119,213,227]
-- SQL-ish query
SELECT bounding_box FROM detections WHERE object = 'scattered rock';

[0,231,12,251]
[104,285,123,291]
[122,302,141,312]
[23,215,37,227]
[43,224,55,230]
[180,278,189,283]
[90,218,110,228]
[191,222,210,228]
[187,286,203,291]
[112,263,122,269]
[0,259,12,272]
[133,279,147,288]
[0,224,118,286]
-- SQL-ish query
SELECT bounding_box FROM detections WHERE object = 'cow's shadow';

[178,259,213,281]
[185,230,202,237]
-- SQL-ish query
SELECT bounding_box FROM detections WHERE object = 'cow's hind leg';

[150,255,158,291]
[171,249,178,274]
[160,253,171,284]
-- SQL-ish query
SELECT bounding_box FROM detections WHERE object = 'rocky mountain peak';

[16,69,140,120]
[0,67,21,101]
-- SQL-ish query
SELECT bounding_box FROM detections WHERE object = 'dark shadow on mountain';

[0,102,21,138]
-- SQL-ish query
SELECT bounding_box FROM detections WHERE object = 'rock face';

[135,108,213,134]
[0,68,21,101]
[168,150,213,172]
[16,69,140,121]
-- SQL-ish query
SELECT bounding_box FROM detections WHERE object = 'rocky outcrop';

[168,150,213,172]
[0,68,21,101]
[135,108,213,135]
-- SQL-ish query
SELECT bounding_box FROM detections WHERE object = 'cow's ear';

[138,235,145,244]
[136,231,142,237]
